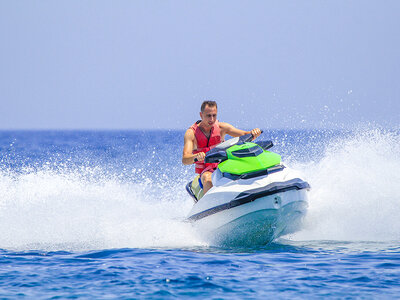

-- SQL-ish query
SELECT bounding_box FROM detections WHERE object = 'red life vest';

[190,120,222,174]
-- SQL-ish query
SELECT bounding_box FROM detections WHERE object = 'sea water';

[0,128,399,298]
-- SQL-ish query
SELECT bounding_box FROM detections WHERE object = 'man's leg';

[201,171,213,194]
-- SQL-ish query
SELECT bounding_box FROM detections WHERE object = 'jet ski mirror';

[255,140,273,150]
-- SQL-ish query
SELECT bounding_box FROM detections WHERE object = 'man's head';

[201,100,217,113]
[200,100,218,128]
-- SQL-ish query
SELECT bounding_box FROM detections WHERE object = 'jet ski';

[186,132,310,246]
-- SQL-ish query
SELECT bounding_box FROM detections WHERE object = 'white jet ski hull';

[187,167,309,246]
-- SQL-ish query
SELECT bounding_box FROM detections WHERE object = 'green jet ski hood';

[217,142,281,175]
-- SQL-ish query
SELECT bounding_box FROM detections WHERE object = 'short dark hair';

[201,100,217,112]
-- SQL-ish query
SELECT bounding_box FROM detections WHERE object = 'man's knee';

[201,172,213,184]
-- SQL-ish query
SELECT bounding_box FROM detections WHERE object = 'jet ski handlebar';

[239,129,264,143]
[198,130,264,164]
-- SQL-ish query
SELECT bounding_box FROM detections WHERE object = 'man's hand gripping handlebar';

[193,152,205,163]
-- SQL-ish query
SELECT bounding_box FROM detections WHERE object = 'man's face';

[200,105,217,128]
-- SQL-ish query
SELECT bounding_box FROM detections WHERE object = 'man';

[182,100,261,194]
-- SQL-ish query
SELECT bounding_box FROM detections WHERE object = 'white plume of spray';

[292,127,400,241]
[0,166,204,251]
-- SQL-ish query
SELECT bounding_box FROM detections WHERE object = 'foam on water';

[292,128,400,241]
[0,167,205,251]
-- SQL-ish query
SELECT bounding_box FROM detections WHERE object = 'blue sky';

[1,1,399,130]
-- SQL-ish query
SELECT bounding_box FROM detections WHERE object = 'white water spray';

[1,128,399,251]
[292,128,400,241]
[0,167,205,251]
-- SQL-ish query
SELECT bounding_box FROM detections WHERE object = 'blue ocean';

[0,128,399,298]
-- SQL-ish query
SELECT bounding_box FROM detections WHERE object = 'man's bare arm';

[220,122,248,137]
[182,129,206,165]
[219,122,262,139]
